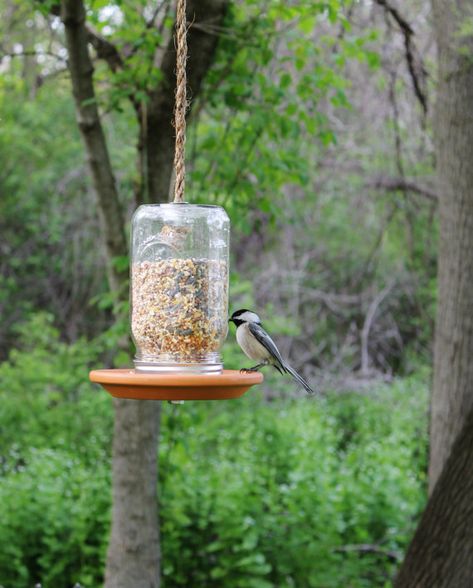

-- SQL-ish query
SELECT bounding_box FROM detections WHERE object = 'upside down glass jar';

[130,203,230,373]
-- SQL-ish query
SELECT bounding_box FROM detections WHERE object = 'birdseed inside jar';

[131,258,228,362]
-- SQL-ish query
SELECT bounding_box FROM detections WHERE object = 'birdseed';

[131,258,228,361]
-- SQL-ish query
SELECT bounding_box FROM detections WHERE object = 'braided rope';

[173,0,187,203]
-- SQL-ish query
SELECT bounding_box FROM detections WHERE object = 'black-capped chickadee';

[229,309,315,395]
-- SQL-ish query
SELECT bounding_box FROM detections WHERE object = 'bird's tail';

[282,363,315,395]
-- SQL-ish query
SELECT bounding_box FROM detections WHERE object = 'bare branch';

[85,25,123,72]
[375,0,428,114]
[146,1,168,29]
[334,543,402,563]
[35,66,69,87]
[361,281,396,375]
[61,0,127,299]
[368,176,438,201]
[0,49,67,63]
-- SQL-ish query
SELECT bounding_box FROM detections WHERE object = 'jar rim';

[141,203,224,209]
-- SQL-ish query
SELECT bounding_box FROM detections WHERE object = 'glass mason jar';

[130,203,230,373]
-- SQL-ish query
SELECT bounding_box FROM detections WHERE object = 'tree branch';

[61,5,162,587]
[85,24,124,72]
[78,1,229,205]
[367,176,439,202]
[361,281,395,375]
[144,0,229,203]
[0,49,67,63]
[375,0,428,114]
[146,1,168,29]
[61,0,127,299]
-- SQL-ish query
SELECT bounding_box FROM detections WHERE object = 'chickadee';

[229,309,315,395]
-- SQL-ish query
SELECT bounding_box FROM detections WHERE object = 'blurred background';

[0,0,434,586]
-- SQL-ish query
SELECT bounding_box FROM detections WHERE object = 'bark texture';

[61,3,161,586]
[63,1,229,586]
[61,0,127,296]
[429,0,473,491]
[144,0,228,203]
[395,403,473,587]
[105,400,161,588]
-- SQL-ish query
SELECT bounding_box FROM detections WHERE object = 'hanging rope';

[173,0,188,203]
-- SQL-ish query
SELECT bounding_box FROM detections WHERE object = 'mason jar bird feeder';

[130,203,230,374]
[89,0,262,400]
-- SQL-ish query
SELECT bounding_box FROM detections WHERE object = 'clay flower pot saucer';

[89,369,263,401]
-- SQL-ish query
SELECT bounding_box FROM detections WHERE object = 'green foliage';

[158,377,428,588]
[0,450,110,588]
[0,2,435,586]
[0,76,110,352]
[0,0,433,375]
[0,314,113,586]
[0,319,427,587]
[0,313,113,469]
[188,0,381,229]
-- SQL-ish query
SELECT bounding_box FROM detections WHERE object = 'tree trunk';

[105,400,161,588]
[61,3,162,587]
[144,0,228,203]
[63,1,229,586]
[395,402,473,587]
[395,2,473,584]
[61,0,127,298]
[429,0,473,492]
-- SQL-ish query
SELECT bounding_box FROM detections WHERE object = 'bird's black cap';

[229,308,252,322]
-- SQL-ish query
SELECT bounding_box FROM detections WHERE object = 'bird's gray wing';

[248,322,287,371]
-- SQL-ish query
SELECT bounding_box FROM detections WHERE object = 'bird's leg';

[240,362,266,373]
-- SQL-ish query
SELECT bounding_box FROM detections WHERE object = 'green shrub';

[0,321,428,588]
[0,313,113,469]
[0,450,110,587]
[0,314,113,587]
[159,376,428,588]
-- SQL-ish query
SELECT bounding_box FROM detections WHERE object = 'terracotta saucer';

[89,369,263,401]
